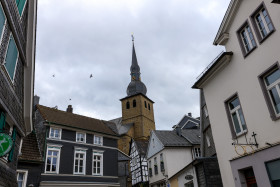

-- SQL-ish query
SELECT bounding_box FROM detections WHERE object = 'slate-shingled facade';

[32,104,120,187]
[0,0,37,186]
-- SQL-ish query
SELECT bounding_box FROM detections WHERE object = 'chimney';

[176,126,182,136]
[34,95,40,106]
[66,105,73,113]
[188,112,192,117]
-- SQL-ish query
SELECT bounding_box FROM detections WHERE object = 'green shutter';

[4,36,18,80]
[17,0,26,16]
[0,112,6,132]
[8,126,17,162]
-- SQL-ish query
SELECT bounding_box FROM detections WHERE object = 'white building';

[193,0,280,186]
[146,129,200,187]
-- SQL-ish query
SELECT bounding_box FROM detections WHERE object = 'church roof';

[108,117,134,135]
[126,40,147,97]
[134,139,149,156]
[37,105,117,136]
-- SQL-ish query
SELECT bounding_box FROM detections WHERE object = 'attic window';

[126,101,130,109]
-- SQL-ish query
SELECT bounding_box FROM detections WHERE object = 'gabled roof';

[108,117,134,135]
[134,139,149,155]
[174,115,200,130]
[181,129,200,145]
[18,131,43,162]
[154,130,192,147]
[213,0,241,45]
[37,105,117,136]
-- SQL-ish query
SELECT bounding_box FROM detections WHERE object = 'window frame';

[206,135,211,147]
[45,145,62,174]
[250,2,275,44]
[3,34,19,83]
[224,94,248,138]
[258,62,280,121]
[236,20,257,57]
[203,105,209,118]
[193,147,201,158]
[49,127,62,139]
[76,132,86,143]
[92,152,103,176]
[16,169,28,187]
[0,3,6,44]
[154,157,158,175]
[265,158,280,186]
[93,135,103,146]
[73,149,87,175]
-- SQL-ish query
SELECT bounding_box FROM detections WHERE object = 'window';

[18,138,23,155]
[45,146,61,173]
[76,132,86,143]
[266,159,280,187]
[237,21,256,56]
[49,127,61,139]
[92,152,103,175]
[4,35,19,81]
[148,103,150,110]
[149,160,152,177]
[154,157,158,175]
[206,135,211,147]
[15,0,26,16]
[17,170,28,187]
[74,149,86,175]
[133,100,136,107]
[126,101,130,109]
[0,4,6,41]
[225,96,247,137]
[94,135,103,146]
[160,153,164,172]
[193,147,201,158]
[251,3,275,42]
[203,105,209,118]
[144,101,147,108]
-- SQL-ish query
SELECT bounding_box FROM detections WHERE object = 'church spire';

[126,35,147,96]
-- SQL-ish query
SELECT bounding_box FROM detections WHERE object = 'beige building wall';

[202,0,280,186]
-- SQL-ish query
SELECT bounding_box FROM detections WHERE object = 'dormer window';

[133,100,136,107]
[49,127,61,139]
[126,101,130,109]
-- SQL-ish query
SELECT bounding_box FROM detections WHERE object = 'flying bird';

[69,98,71,101]
[52,74,55,77]
[90,74,93,78]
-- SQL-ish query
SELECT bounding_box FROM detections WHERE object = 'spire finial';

[131,33,134,42]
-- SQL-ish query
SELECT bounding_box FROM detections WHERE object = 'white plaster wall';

[177,165,198,187]
[203,1,280,186]
[147,131,164,159]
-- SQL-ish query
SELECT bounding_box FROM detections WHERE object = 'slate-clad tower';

[119,39,155,153]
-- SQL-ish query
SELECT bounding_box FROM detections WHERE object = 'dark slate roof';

[108,117,134,135]
[18,131,43,162]
[175,115,200,130]
[134,139,149,155]
[37,105,117,136]
[181,129,200,145]
[118,150,130,161]
[154,130,192,147]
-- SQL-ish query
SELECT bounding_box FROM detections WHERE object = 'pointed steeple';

[126,36,147,96]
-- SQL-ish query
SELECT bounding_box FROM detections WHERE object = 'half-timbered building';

[129,139,149,187]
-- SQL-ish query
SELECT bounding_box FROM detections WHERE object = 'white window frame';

[92,152,103,176]
[49,127,62,139]
[203,105,209,118]
[193,147,201,158]
[206,135,211,147]
[254,8,273,39]
[93,135,103,146]
[73,149,87,175]
[3,34,19,83]
[45,145,62,174]
[264,69,280,117]
[76,132,86,143]
[18,138,23,155]
[240,25,256,53]
[228,97,247,136]
[17,170,28,187]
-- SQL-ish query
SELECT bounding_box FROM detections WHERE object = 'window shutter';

[0,112,6,131]
[8,126,17,162]
[17,0,26,16]
[5,36,18,80]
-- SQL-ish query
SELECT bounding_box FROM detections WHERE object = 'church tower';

[120,38,155,141]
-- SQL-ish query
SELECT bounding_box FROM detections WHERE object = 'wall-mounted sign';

[0,133,13,157]
[185,174,193,180]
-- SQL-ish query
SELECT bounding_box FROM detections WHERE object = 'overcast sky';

[35,0,229,130]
